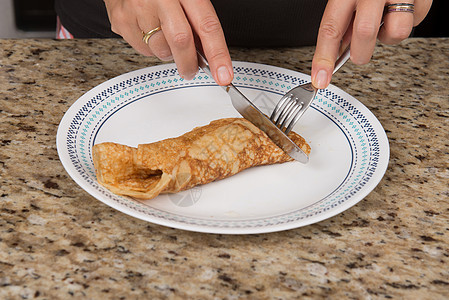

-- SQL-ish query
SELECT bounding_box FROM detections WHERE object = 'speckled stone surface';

[0,38,448,299]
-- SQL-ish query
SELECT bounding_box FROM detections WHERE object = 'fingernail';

[314,69,329,89]
[217,66,231,85]
[182,70,198,80]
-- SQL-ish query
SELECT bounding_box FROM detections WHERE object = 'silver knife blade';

[196,51,309,163]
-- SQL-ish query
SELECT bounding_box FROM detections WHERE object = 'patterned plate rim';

[56,62,389,234]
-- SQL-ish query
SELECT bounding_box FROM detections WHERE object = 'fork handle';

[332,21,384,75]
[333,46,351,75]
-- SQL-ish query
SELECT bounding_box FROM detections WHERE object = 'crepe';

[92,118,311,199]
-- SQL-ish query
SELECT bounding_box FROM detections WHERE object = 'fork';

[271,17,387,135]
[270,46,350,134]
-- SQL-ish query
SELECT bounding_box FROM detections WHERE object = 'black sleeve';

[55,0,120,38]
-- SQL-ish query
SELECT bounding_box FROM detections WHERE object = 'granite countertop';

[0,38,448,299]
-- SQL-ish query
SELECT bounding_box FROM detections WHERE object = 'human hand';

[311,0,432,89]
[103,0,233,86]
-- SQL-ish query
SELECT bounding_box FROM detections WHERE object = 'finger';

[378,1,414,45]
[340,15,355,56]
[157,0,198,80]
[413,0,432,26]
[146,30,173,61]
[104,0,154,57]
[136,6,173,61]
[350,0,385,65]
[121,24,155,57]
[181,0,233,86]
[312,0,356,89]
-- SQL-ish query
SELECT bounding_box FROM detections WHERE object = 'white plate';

[57,62,389,234]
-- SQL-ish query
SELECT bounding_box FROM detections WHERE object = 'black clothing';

[213,0,326,46]
[55,0,326,47]
[55,0,120,38]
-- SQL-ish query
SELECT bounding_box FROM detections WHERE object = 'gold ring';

[386,3,415,13]
[142,26,162,44]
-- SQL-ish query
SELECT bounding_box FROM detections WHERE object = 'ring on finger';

[386,3,415,13]
[142,26,162,44]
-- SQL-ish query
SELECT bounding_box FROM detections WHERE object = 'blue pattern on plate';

[63,63,384,230]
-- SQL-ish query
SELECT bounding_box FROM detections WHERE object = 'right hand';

[104,0,234,86]
[311,0,432,89]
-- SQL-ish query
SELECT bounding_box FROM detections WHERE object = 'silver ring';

[142,26,162,44]
[386,3,415,13]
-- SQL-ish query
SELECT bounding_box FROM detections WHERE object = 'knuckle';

[319,22,343,40]
[354,22,377,40]
[132,0,145,9]
[172,31,192,48]
[351,54,370,65]
[109,23,119,35]
[312,56,335,70]
[206,48,228,63]
[389,26,411,41]
[155,49,173,60]
[109,10,127,34]
[199,16,222,35]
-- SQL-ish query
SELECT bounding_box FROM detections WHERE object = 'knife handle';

[196,50,213,78]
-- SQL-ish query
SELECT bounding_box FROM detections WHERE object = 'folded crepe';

[92,118,311,199]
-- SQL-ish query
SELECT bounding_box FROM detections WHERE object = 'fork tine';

[284,89,317,134]
[273,97,294,125]
[271,81,317,134]
[279,99,304,132]
[278,99,303,131]
[274,97,297,126]
[270,93,292,123]
[284,102,307,134]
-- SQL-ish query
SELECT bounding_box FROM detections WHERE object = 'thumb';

[311,53,334,90]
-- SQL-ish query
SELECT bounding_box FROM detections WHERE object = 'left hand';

[104,0,233,86]
[311,0,433,89]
